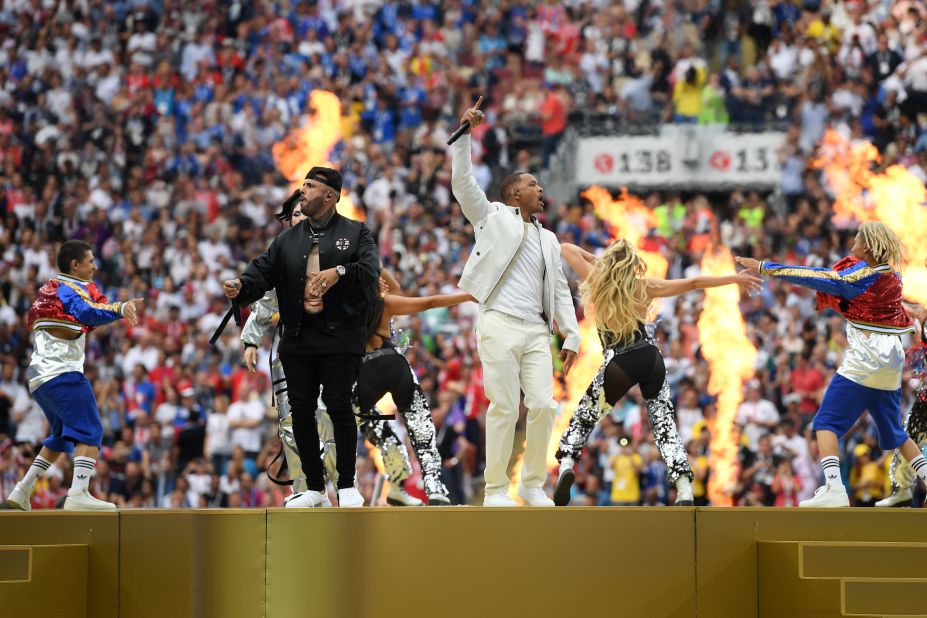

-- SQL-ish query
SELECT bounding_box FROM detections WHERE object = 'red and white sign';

[575,129,786,188]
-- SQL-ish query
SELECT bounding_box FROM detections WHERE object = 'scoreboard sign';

[576,129,787,189]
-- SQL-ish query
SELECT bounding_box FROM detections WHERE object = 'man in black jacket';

[223,167,379,507]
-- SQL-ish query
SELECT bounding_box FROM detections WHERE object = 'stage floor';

[2,507,926,618]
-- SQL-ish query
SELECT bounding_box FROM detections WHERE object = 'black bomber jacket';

[236,212,379,338]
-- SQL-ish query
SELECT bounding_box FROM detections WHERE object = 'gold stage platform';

[1,507,925,618]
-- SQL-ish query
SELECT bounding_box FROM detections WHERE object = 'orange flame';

[508,440,526,503]
[697,246,756,506]
[814,130,927,304]
[272,89,365,222]
[547,186,668,468]
[368,393,396,477]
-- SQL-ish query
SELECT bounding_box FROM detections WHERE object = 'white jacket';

[451,135,581,352]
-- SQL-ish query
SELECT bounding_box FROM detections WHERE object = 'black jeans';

[279,353,360,491]
[354,352,415,412]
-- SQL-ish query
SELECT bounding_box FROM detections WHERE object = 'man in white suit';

[451,97,580,507]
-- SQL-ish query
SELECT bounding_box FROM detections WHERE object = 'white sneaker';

[337,487,365,508]
[6,483,31,511]
[554,459,575,506]
[63,489,116,511]
[517,486,554,507]
[875,487,913,507]
[483,492,519,507]
[284,490,327,508]
[799,484,850,508]
[427,493,451,506]
[675,477,695,506]
[386,485,423,507]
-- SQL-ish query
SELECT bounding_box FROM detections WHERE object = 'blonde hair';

[580,239,649,349]
[858,221,903,268]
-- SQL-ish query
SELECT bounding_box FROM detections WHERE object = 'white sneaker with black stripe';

[284,490,328,508]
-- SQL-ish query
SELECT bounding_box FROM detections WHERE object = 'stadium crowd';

[1,0,926,509]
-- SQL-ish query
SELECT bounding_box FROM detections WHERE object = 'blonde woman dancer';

[555,240,760,506]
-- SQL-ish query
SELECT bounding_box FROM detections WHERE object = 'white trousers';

[477,310,557,495]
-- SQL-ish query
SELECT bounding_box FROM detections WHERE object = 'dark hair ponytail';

[275,190,302,222]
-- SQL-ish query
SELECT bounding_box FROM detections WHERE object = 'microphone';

[447,110,484,145]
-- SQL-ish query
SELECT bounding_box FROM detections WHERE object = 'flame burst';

[508,440,526,502]
[272,89,364,221]
[369,394,397,477]
[697,246,756,506]
[814,130,927,303]
[547,186,668,468]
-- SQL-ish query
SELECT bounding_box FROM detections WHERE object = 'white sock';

[821,456,841,488]
[69,456,96,495]
[910,454,927,485]
[20,455,52,491]
[559,457,574,474]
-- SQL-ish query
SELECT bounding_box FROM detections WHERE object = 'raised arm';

[645,271,761,299]
[383,292,475,317]
[450,98,493,224]
[560,243,596,281]
[380,268,403,295]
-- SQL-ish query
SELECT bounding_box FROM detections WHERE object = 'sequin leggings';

[556,344,693,483]
[353,349,449,498]
[272,354,414,493]
[888,382,927,490]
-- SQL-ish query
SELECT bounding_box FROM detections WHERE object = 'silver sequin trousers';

[352,367,449,498]
[556,347,693,483]
[888,381,927,490]
[273,354,415,491]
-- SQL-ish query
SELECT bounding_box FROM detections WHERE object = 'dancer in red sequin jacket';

[6,241,140,512]
[27,272,127,392]
[737,222,927,508]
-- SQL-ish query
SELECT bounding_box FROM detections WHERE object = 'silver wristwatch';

[335,265,346,277]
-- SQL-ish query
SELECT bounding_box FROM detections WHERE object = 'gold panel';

[0,544,88,618]
[802,542,927,579]
[0,512,117,618]
[0,546,30,582]
[756,541,843,618]
[267,507,697,618]
[118,509,265,618]
[842,579,927,616]
[696,508,927,618]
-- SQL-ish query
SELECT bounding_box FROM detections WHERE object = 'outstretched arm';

[384,292,475,316]
[450,97,493,224]
[57,284,130,327]
[735,256,884,299]
[560,243,596,280]
[645,272,761,299]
